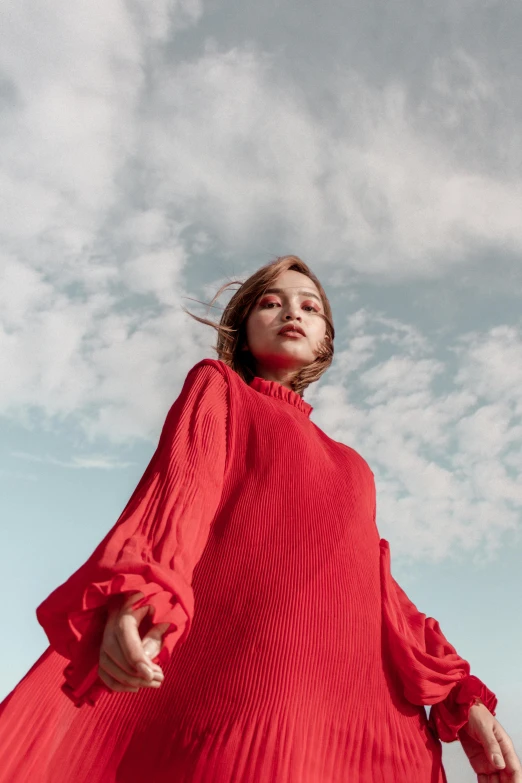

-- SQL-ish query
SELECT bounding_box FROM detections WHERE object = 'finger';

[99,650,163,688]
[102,627,144,676]
[116,612,155,681]
[98,667,140,693]
[497,728,519,760]
[481,732,506,771]
[105,606,163,677]
[104,625,153,683]
[103,626,163,678]
[490,726,522,782]
[494,723,522,775]
[142,622,170,661]
[499,744,522,782]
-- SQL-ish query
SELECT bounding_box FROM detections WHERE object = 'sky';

[1,0,521,778]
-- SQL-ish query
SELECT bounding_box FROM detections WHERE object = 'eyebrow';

[262,287,322,303]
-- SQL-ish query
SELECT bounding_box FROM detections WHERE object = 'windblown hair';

[184,255,335,396]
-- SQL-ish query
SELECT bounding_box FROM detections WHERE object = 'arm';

[428,674,497,742]
[379,539,497,741]
[381,562,522,782]
[36,360,229,706]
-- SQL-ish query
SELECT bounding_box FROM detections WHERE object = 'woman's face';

[244,269,327,378]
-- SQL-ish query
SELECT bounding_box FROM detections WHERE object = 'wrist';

[430,676,498,742]
[107,592,144,614]
[461,698,489,734]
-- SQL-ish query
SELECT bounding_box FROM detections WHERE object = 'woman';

[0,255,520,782]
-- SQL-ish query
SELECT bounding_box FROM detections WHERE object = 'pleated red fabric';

[0,359,497,782]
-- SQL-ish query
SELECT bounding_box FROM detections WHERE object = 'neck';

[253,364,298,391]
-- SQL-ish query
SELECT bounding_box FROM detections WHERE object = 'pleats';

[0,362,447,782]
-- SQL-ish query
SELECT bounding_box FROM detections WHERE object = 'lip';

[278,324,306,337]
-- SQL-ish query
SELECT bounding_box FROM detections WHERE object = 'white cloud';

[0,2,521,563]
[452,326,522,415]
[122,247,187,305]
[11,450,135,470]
[0,1,209,440]
[127,0,203,40]
[0,0,204,265]
[360,356,446,402]
[307,310,522,562]
[134,44,522,273]
[0,2,140,249]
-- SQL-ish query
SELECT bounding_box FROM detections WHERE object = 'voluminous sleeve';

[36,360,229,707]
[379,539,498,742]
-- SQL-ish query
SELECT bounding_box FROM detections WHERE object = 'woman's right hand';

[98,592,170,693]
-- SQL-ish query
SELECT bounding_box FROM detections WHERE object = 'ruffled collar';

[249,376,313,417]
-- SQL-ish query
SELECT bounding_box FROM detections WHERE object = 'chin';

[267,350,314,370]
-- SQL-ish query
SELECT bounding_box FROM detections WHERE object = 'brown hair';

[184,255,335,396]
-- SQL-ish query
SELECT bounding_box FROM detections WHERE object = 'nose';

[283,302,302,321]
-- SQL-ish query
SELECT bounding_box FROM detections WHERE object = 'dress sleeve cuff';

[37,569,193,707]
[428,674,498,742]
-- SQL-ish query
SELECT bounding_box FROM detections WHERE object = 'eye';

[259,297,280,309]
[302,302,320,313]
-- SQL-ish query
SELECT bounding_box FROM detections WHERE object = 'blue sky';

[1,1,521,779]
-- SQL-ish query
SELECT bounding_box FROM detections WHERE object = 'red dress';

[0,359,497,782]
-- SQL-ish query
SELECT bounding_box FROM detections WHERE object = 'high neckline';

[249,376,313,417]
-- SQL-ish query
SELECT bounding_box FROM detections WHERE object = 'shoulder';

[177,359,257,422]
[181,358,246,407]
[162,360,233,431]
[185,358,237,389]
[189,358,233,379]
